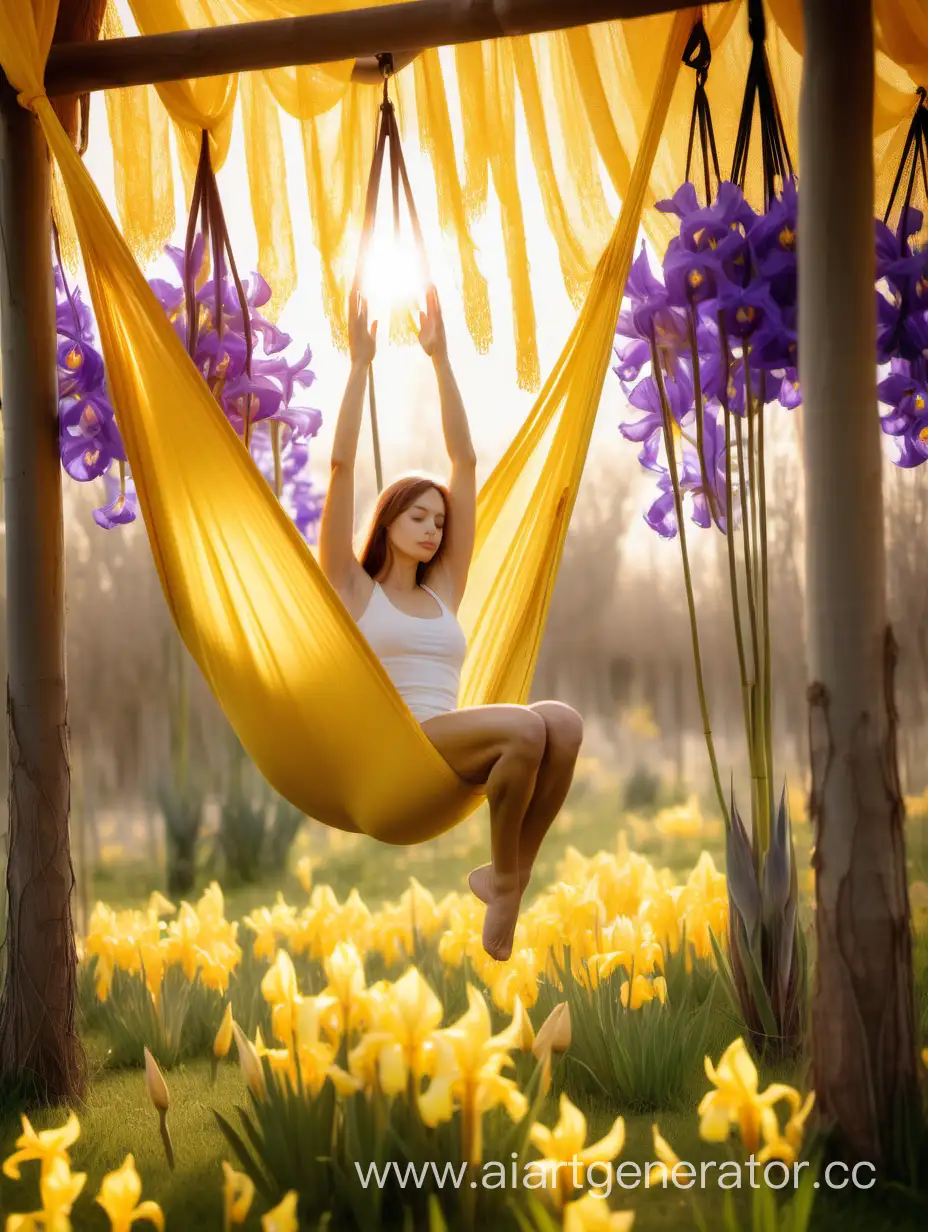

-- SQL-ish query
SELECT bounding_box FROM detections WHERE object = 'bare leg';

[419,705,547,960]
[469,702,583,904]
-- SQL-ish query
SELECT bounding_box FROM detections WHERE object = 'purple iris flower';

[663,239,722,307]
[658,181,756,255]
[713,278,781,341]
[655,181,701,225]
[644,406,731,539]
[620,363,694,471]
[56,246,323,535]
[749,178,797,263]
[57,338,106,397]
[54,268,94,343]
[777,370,802,409]
[93,470,139,529]
[60,432,112,482]
[249,426,323,542]
[873,206,928,376]
[878,368,928,466]
[620,244,681,340]
[616,177,814,534]
[613,335,652,383]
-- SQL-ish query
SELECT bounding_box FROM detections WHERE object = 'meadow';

[2,757,927,1232]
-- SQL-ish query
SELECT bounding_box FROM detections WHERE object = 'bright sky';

[81,11,638,527]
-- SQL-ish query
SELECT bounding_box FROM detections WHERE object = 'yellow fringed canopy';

[58,0,928,390]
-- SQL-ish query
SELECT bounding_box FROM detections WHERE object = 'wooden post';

[0,76,84,1101]
[800,0,917,1168]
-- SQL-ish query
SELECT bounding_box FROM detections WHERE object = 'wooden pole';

[44,0,719,96]
[0,76,84,1100]
[800,0,917,1170]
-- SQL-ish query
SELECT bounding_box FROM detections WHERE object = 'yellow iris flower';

[562,1192,636,1231]
[619,975,667,1010]
[418,985,529,1159]
[221,1161,254,1230]
[261,1191,299,1232]
[352,967,444,1096]
[95,1155,163,1232]
[698,1038,803,1153]
[214,1003,234,1059]
[322,941,370,1036]
[529,1093,625,1209]
[644,1124,681,1186]
[490,947,541,1012]
[3,1112,81,1182]
[5,1155,87,1232]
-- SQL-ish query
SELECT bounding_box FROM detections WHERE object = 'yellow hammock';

[0,2,690,845]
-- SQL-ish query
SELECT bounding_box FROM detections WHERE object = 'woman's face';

[388,487,446,564]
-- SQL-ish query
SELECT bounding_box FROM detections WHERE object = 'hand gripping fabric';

[0,1,690,843]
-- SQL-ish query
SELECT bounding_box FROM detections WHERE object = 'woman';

[318,288,583,962]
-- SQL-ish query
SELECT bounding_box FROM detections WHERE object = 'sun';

[355,218,429,332]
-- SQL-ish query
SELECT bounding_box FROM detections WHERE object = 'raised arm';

[418,287,476,610]
[318,292,377,604]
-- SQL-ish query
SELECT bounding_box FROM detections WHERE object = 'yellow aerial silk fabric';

[0,0,691,843]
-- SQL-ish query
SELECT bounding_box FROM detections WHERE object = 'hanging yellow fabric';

[126,0,238,181]
[239,71,297,319]
[0,0,691,842]
[101,4,176,268]
[99,0,928,390]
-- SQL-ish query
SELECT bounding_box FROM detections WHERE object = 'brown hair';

[359,475,450,584]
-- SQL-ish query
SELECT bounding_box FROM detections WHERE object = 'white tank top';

[355,581,467,722]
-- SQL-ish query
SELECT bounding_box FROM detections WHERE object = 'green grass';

[3,781,928,1229]
[2,1045,925,1231]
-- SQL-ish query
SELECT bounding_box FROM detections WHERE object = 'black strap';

[183,131,254,382]
[352,72,431,295]
[730,0,793,208]
[683,19,721,205]
[883,87,928,252]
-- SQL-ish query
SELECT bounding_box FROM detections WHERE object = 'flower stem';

[735,409,763,850]
[650,335,730,829]
[718,317,754,793]
[743,346,770,855]
[271,419,283,498]
[688,306,723,528]
[756,369,774,822]
[158,1108,175,1172]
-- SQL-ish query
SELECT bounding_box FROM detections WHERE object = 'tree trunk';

[0,78,84,1101]
[800,0,917,1169]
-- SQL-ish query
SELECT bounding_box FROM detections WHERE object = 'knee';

[505,711,548,766]
[534,702,584,763]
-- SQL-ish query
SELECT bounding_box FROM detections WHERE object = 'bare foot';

[468,862,531,905]
[481,872,523,962]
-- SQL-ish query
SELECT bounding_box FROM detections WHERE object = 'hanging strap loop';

[352,74,431,296]
[730,0,793,209]
[683,19,721,205]
[183,131,254,406]
[883,87,928,254]
[683,19,711,83]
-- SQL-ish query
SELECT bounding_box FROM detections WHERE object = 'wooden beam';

[45,0,715,96]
